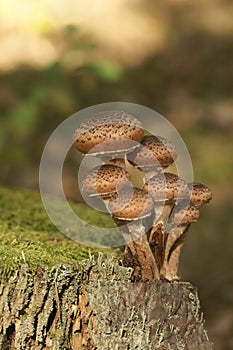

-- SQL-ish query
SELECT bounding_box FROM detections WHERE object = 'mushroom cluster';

[73,111,212,281]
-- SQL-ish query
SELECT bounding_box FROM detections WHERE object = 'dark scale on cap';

[169,204,200,225]
[189,183,212,207]
[108,187,154,221]
[128,135,177,169]
[73,111,144,154]
[143,172,189,203]
[81,164,130,197]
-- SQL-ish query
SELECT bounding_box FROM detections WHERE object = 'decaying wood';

[0,255,214,349]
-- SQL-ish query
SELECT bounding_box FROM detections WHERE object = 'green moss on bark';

[0,187,119,274]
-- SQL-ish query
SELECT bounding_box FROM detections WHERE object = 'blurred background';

[0,0,232,348]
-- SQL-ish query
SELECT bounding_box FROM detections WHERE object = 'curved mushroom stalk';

[108,187,160,281]
[166,229,189,280]
[161,205,199,280]
[144,172,189,270]
[147,200,174,271]
[120,219,160,281]
[161,224,189,280]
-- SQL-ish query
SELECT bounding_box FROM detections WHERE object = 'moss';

[0,187,120,274]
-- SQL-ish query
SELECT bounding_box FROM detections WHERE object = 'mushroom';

[143,172,189,270]
[127,135,177,183]
[163,182,212,280]
[162,204,200,280]
[189,182,212,208]
[81,164,131,213]
[108,187,159,281]
[81,164,130,198]
[73,111,144,163]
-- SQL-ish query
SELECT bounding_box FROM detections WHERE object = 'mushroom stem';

[117,219,160,281]
[128,220,160,281]
[149,201,175,268]
[161,224,190,280]
[142,167,162,184]
[118,221,139,267]
[148,221,164,272]
[165,225,190,280]
[161,204,200,280]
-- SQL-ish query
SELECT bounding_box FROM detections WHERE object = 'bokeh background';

[0,0,233,348]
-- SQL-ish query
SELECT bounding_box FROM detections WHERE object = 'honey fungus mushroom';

[127,135,177,182]
[189,182,212,208]
[73,111,213,283]
[143,172,189,269]
[163,182,212,280]
[108,187,159,281]
[81,164,130,199]
[73,111,144,161]
[162,204,200,280]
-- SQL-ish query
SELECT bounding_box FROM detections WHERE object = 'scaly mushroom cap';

[143,172,189,203]
[73,111,144,155]
[127,135,177,170]
[81,164,130,198]
[169,205,200,225]
[108,187,154,221]
[189,182,212,207]
[106,158,126,169]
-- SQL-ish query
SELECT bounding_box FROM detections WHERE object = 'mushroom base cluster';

[74,111,212,282]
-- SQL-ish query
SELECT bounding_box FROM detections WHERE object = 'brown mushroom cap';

[189,182,212,207]
[106,158,126,168]
[169,205,200,225]
[108,187,154,221]
[127,135,177,170]
[81,164,130,198]
[73,111,144,155]
[143,172,189,203]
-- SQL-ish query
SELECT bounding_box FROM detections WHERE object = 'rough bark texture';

[0,255,214,350]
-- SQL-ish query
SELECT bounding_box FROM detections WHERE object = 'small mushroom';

[143,172,189,270]
[81,164,131,214]
[108,187,159,281]
[128,135,177,183]
[81,164,130,198]
[162,204,200,280]
[189,182,212,208]
[163,182,212,280]
[73,111,144,162]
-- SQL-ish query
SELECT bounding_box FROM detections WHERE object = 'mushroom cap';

[73,111,144,155]
[108,187,154,221]
[127,135,177,170]
[143,172,189,203]
[169,204,200,225]
[106,158,126,169]
[189,182,212,207]
[81,164,130,198]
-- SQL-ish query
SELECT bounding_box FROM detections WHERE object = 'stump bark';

[0,255,214,350]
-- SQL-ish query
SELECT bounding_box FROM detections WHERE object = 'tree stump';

[0,187,214,349]
[0,256,213,350]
